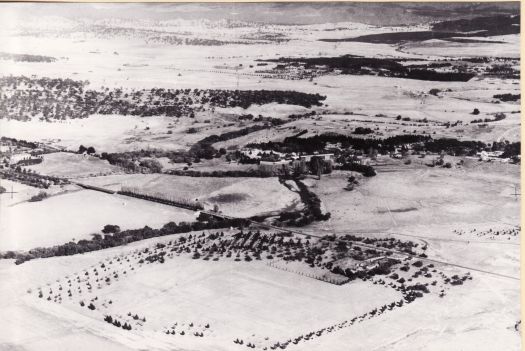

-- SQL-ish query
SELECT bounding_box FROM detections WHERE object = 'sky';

[0,2,520,26]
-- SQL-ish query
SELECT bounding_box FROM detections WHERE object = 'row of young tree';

[0,168,68,188]
[103,315,133,330]
[15,157,43,166]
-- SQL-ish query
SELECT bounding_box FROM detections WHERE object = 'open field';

[0,189,195,251]
[80,174,303,217]
[92,258,400,346]
[298,275,519,351]
[308,161,519,234]
[0,178,77,207]
[26,152,122,178]
[0,114,250,153]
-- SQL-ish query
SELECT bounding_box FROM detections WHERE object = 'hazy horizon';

[0,2,520,26]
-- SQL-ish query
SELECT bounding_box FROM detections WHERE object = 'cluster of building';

[476,150,514,163]
[240,148,336,175]
[258,153,335,174]
[240,144,378,175]
[0,139,58,168]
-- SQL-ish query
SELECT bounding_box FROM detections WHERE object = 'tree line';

[248,132,519,158]
[166,169,273,178]
[3,216,250,265]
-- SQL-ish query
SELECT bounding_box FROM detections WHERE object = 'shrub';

[102,225,121,234]
[353,127,373,135]
[28,191,48,202]
[412,260,423,268]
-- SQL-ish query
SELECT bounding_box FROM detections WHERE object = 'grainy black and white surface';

[0,3,520,351]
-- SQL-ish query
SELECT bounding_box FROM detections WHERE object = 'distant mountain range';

[0,2,520,26]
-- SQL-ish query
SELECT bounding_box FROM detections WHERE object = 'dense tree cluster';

[306,156,332,177]
[138,159,163,173]
[264,55,476,82]
[248,132,517,159]
[0,76,88,120]
[28,191,48,202]
[420,138,487,156]
[501,142,521,159]
[336,162,376,177]
[247,133,429,155]
[78,145,96,154]
[279,180,331,226]
[203,89,325,109]
[100,152,165,173]
[102,225,121,234]
[0,136,39,149]
[353,127,373,135]
[0,76,325,121]
[147,35,254,46]
[485,64,520,79]
[100,146,218,172]
[493,93,520,102]
[0,52,57,63]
